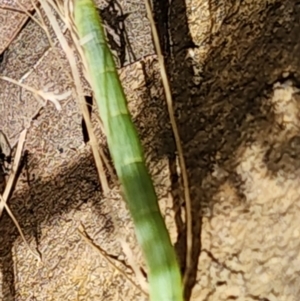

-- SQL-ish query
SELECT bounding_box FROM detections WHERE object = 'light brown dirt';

[0,0,300,301]
[0,9,27,54]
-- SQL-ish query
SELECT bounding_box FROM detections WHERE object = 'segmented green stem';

[74,1,184,300]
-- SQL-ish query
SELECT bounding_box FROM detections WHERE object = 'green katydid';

[73,0,184,300]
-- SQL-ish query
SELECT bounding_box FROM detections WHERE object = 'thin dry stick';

[0,195,41,261]
[58,1,115,179]
[0,75,66,111]
[45,0,114,179]
[70,6,116,180]
[0,129,27,216]
[16,0,54,48]
[22,0,110,180]
[119,238,149,293]
[46,0,66,26]
[39,0,109,194]
[0,129,41,261]
[15,0,75,107]
[77,226,147,296]
[32,0,76,86]
[144,0,193,287]
[65,2,117,182]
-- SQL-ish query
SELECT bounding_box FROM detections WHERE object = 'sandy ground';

[0,0,300,300]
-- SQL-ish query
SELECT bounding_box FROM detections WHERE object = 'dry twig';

[0,75,68,111]
[77,225,147,296]
[39,0,110,194]
[0,129,41,261]
[143,0,193,287]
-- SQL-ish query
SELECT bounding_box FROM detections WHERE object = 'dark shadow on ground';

[152,0,300,299]
[0,151,110,300]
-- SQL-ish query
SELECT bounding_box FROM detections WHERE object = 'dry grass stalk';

[16,0,54,48]
[37,0,145,290]
[77,225,147,296]
[38,0,110,194]
[143,0,193,287]
[119,238,149,293]
[0,75,67,111]
[0,129,27,216]
[52,0,115,177]
[0,129,41,261]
